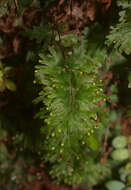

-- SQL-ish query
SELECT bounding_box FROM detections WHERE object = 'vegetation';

[0,0,131,189]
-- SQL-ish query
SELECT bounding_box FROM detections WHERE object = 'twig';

[14,0,18,15]
[14,0,18,9]
[69,0,73,19]
[101,124,112,164]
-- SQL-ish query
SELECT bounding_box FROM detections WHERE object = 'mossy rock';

[112,136,127,149]
[111,148,129,161]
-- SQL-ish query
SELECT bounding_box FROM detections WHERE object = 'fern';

[34,34,107,184]
[106,0,131,55]
[21,25,52,44]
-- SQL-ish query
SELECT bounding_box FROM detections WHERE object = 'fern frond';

[106,0,131,55]
[34,35,107,184]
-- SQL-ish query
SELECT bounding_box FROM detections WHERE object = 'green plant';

[112,136,127,149]
[34,33,107,184]
[0,63,16,92]
[106,0,131,55]
[0,0,131,189]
